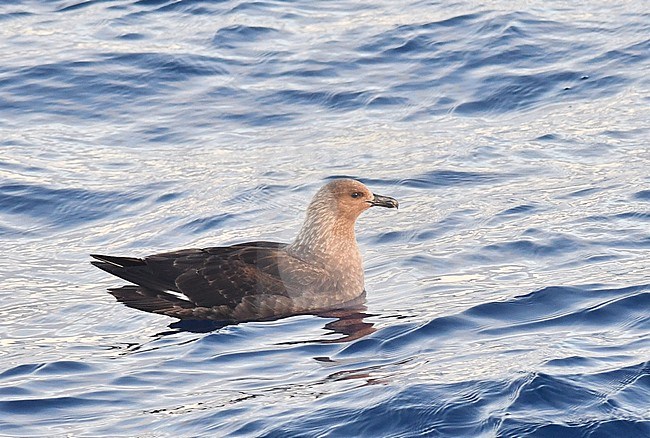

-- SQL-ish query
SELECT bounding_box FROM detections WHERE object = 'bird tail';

[90,254,178,293]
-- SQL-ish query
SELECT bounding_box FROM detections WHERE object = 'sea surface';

[0,0,648,436]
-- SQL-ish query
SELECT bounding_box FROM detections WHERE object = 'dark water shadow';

[297,308,376,344]
[152,307,377,344]
[101,303,377,354]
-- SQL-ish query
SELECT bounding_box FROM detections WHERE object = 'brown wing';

[91,241,327,310]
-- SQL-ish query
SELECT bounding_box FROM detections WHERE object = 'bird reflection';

[149,304,377,344]
[314,308,376,343]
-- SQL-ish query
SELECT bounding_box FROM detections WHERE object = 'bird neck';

[288,207,359,266]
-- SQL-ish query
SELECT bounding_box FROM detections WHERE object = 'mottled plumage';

[91,179,398,322]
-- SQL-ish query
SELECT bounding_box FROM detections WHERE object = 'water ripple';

[0,0,648,436]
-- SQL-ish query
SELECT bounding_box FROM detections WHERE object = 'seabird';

[91,179,398,322]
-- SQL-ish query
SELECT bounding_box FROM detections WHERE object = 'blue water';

[1,0,649,436]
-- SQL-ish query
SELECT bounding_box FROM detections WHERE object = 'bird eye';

[351,192,362,199]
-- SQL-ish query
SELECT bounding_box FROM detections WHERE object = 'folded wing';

[91,241,328,312]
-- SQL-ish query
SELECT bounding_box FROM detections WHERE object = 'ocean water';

[1,0,649,436]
